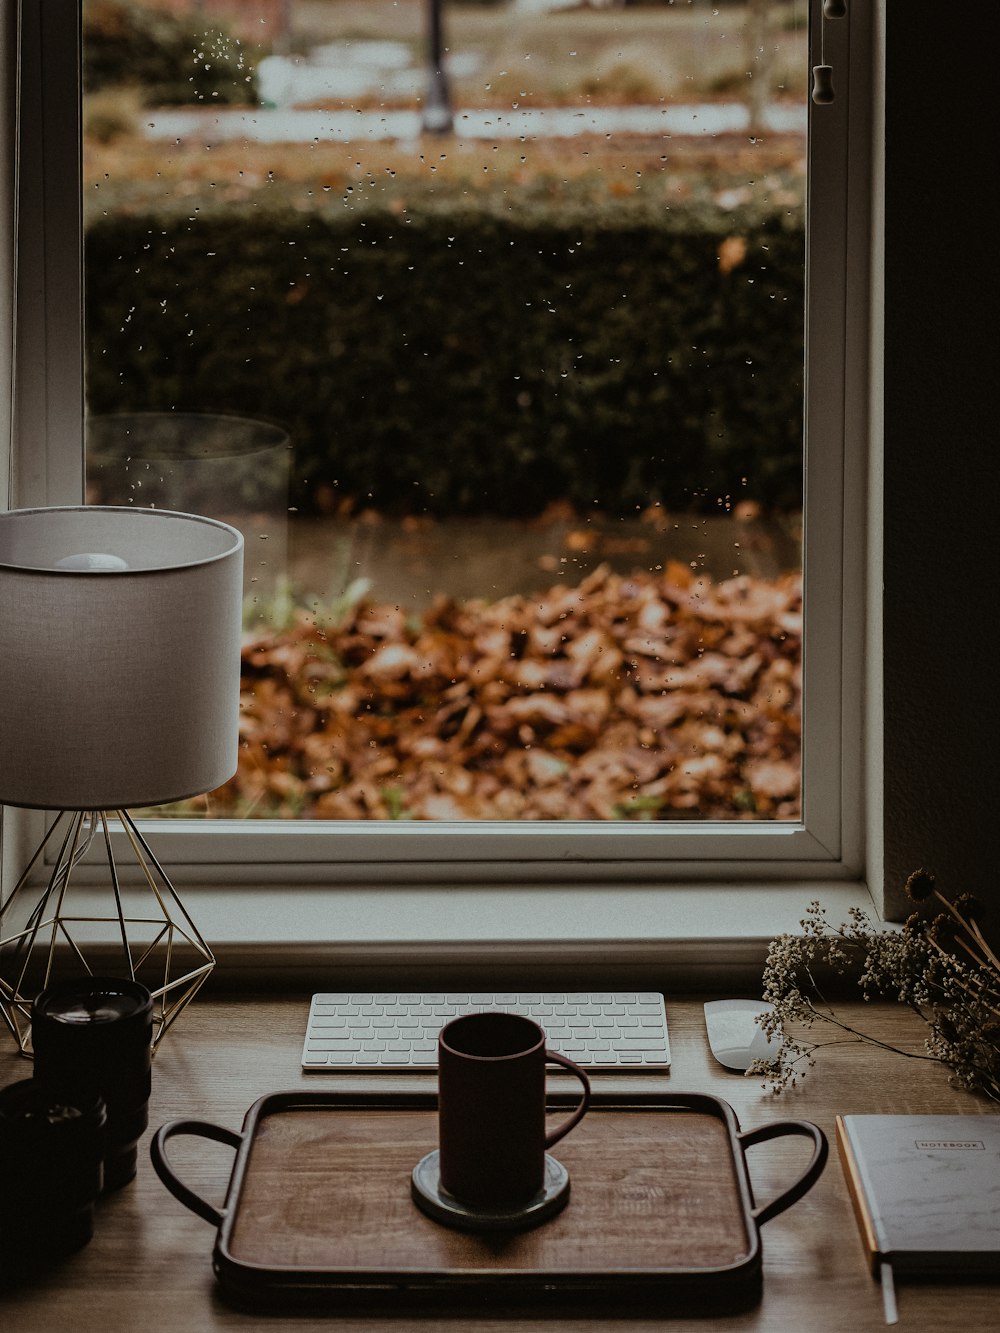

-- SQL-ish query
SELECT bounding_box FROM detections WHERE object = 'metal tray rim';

[211,1087,765,1296]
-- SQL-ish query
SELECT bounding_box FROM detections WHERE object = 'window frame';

[6,0,876,904]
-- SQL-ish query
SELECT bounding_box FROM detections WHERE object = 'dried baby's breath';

[753,877,1000,1102]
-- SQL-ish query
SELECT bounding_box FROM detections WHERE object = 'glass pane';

[83,0,807,823]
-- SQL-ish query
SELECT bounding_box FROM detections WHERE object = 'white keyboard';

[302,992,671,1073]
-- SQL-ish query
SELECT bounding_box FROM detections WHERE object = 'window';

[7,0,873,907]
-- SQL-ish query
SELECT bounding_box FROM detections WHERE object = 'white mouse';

[703,999,783,1071]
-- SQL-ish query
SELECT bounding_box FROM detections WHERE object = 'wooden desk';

[1,995,997,1331]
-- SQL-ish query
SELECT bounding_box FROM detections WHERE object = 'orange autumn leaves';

[213,561,801,822]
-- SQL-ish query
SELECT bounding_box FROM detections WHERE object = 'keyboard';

[302,992,671,1073]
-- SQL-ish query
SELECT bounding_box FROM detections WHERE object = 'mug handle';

[543,1048,592,1149]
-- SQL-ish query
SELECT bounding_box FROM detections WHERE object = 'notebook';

[837,1114,1000,1323]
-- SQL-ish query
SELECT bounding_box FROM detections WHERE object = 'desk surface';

[1,994,997,1332]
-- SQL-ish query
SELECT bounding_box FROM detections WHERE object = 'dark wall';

[882,5,998,911]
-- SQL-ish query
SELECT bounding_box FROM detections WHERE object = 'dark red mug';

[437,1010,591,1209]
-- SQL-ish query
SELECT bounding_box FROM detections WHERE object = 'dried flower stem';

[969,920,1000,973]
[799,996,940,1063]
[758,881,1000,1103]
[931,886,1000,972]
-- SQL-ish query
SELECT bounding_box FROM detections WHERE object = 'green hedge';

[84,199,803,518]
[83,0,258,106]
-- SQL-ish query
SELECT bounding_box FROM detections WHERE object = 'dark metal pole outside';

[277,0,294,56]
[422,0,453,134]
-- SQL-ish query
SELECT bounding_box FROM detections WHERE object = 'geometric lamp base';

[0,808,214,1056]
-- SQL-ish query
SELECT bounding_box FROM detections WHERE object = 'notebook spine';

[835,1115,882,1273]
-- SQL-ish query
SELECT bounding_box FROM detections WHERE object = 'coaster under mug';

[411,1148,570,1232]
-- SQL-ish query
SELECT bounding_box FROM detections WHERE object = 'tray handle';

[738,1118,828,1227]
[150,1119,243,1227]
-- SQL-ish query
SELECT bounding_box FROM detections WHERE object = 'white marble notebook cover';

[838,1114,1000,1272]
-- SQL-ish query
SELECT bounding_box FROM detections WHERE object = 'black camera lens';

[0,1078,106,1282]
[32,976,153,1192]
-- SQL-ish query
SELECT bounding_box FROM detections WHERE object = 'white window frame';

[4,1,880,947]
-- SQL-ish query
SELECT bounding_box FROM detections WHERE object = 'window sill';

[94,880,875,990]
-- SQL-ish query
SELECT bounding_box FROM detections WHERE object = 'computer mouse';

[703,999,783,1072]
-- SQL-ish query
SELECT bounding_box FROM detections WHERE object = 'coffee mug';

[436,1010,591,1209]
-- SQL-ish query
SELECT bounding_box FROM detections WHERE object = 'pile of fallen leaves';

[204,560,801,821]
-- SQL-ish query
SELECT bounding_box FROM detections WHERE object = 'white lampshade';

[0,506,244,810]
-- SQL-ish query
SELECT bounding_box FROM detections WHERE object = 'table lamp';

[0,506,244,1053]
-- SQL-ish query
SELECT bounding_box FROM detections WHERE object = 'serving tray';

[151,1089,826,1314]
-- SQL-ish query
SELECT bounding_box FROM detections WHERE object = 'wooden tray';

[151,1090,826,1314]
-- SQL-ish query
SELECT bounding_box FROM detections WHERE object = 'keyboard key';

[303,993,670,1073]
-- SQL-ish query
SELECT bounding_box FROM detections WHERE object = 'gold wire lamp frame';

[0,506,244,1055]
[1,810,215,1053]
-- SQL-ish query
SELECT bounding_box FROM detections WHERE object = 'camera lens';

[32,976,153,1192]
[0,1078,106,1282]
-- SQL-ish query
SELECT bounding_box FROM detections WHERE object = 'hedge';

[84,197,804,518]
[83,0,258,106]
